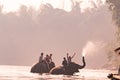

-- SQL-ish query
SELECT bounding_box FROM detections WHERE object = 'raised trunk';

[79,56,86,69]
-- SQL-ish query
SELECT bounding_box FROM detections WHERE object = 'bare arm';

[71,53,76,59]
[67,53,69,60]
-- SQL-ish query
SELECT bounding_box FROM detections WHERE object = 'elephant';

[30,61,55,74]
[49,56,86,75]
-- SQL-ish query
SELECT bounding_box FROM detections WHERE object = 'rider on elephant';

[39,52,44,63]
[67,53,76,64]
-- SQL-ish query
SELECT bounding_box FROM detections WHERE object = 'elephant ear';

[64,62,79,75]
[50,66,65,74]
[40,62,49,73]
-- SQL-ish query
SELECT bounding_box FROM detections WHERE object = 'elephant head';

[50,56,86,75]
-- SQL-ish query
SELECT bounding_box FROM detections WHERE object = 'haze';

[0,0,115,68]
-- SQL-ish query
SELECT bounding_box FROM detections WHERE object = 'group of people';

[38,52,76,69]
[62,53,76,67]
[39,52,53,69]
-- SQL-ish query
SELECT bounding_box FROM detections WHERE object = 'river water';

[0,65,115,80]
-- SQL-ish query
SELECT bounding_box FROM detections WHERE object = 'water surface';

[0,65,115,80]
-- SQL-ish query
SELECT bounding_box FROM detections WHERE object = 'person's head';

[63,57,66,60]
[50,54,52,56]
[41,52,43,55]
[46,54,49,57]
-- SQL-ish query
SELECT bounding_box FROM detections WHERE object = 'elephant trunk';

[79,56,86,69]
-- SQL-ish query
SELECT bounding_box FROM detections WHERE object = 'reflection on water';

[0,65,115,80]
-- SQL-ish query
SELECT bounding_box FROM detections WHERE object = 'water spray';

[82,41,95,57]
[82,48,86,57]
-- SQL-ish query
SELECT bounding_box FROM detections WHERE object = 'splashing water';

[82,41,96,57]
[0,65,114,80]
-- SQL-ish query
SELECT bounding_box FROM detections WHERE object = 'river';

[0,65,115,80]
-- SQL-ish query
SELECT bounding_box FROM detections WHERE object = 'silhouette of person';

[62,57,67,67]
[67,53,76,64]
[39,52,44,63]
[49,54,52,63]
[44,54,50,69]
[45,54,50,63]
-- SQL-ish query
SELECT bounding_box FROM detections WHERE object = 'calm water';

[0,65,115,80]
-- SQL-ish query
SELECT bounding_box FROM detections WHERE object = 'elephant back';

[30,62,49,73]
[49,66,64,74]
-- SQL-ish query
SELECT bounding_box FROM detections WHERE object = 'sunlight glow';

[80,0,106,12]
[80,0,94,12]
[0,0,42,13]
[0,0,106,13]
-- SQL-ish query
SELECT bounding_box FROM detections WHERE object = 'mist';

[104,0,120,68]
[0,2,115,68]
[106,0,120,41]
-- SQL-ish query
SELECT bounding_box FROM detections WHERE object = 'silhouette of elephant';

[49,56,86,75]
[30,61,55,74]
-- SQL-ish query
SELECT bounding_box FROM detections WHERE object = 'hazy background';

[0,0,116,68]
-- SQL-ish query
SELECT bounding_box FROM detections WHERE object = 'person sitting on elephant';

[67,53,76,64]
[39,52,44,63]
[45,54,50,62]
[44,54,50,70]
[62,57,67,67]
[49,54,52,63]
